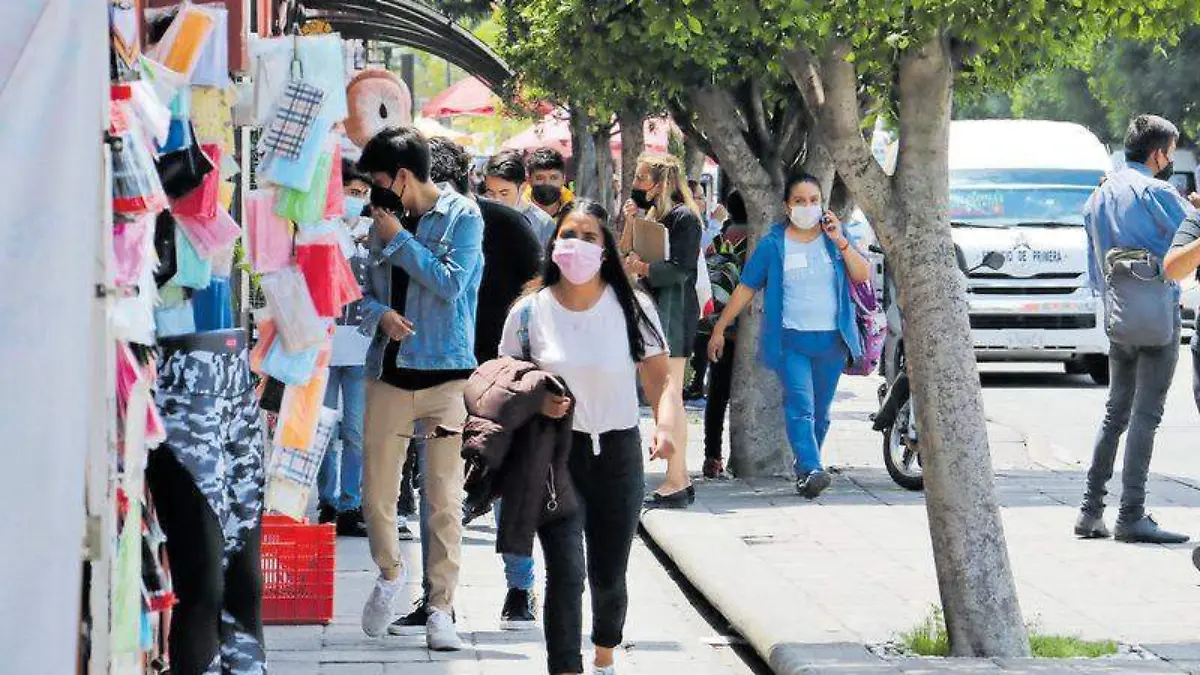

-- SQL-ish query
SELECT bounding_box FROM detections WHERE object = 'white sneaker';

[593,665,616,675]
[426,607,464,651]
[361,572,404,637]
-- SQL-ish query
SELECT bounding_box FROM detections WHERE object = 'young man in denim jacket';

[354,127,484,651]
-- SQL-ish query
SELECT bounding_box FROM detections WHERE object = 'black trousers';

[539,428,644,674]
[148,448,264,675]
[687,332,710,393]
[704,338,736,461]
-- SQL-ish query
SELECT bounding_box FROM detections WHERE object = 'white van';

[949,120,1111,383]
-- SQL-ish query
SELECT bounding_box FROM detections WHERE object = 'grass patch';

[898,608,1118,658]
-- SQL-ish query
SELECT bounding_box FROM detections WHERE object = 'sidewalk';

[266,503,760,674]
[643,376,1200,674]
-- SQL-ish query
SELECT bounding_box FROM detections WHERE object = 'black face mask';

[531,184,561,207]
[630,188,654,210]
[1156,159,1175,181]
[370,183,406,214]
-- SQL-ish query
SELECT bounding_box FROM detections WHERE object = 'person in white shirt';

[499,199,683,675]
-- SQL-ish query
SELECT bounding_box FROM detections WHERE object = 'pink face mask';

[552,238,605,285]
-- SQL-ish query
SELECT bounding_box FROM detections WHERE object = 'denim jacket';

[740,223,863,373]
[358,185,485,376]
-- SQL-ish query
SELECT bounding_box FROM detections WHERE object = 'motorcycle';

[869,248,1006,491]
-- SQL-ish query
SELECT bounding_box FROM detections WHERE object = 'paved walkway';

[266,501,762,674]
[643,376,1200,674]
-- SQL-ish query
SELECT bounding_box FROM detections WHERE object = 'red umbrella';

[422,76,499,117]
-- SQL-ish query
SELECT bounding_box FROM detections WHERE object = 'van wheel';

[1087,356,1110,386]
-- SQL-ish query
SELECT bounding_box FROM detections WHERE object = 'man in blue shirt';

[1077,115,1192,545]
[354,127,484,649]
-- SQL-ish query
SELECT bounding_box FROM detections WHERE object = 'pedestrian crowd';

[304,121,878,674]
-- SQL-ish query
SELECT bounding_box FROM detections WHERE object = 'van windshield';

[949,186,1094,227]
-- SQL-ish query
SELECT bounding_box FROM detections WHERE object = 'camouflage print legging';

[149,332,266,675]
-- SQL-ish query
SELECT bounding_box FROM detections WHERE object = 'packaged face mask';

[259,265,327,352]
[168,226,213,290]
[245,189,294,273]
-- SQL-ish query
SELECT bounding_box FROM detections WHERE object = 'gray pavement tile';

[318,665,384,675]
[269,663,320,675]
[1148,644,1200,662]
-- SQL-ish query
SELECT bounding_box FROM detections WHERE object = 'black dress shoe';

[644,486,692,510]
[796,470,832,500]
[336,508,369,537]
[318,503,338,525]
[1074,511,1110,539]
[1114,515,1189,544]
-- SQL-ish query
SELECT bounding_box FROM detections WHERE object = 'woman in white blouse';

[499,200,683,675]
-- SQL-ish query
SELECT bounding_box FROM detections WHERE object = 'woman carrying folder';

[621,153,702,509]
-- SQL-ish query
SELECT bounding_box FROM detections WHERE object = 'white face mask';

[790,204,823,230]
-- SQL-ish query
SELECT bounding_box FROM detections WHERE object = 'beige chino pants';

[362,378,466,612]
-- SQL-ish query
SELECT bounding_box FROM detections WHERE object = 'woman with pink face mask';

[499,200,683,675]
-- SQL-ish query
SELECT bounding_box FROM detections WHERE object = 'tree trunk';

[618,106,645,209]
[570,105,599,200]
[785,37,1029,657]
[593,126,615,211]
[686,84,793,478]
[892,37,1029,658]
[684,134,706,180]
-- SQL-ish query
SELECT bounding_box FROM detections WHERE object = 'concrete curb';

[640,505,883,674]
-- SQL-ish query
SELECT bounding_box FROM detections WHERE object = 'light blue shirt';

[782,235,838,331]
[1083,162,1192,292]
[519,201,557,249]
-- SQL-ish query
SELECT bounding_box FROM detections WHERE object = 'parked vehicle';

[950,120,1112,385]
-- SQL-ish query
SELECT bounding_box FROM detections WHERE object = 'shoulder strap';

[517,300,533,361]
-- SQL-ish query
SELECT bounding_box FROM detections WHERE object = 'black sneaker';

[317,503,337,525]
[398,521,415,541]
[796,470,832,500]
[336,508,368,537]
[389,600,430,636]
[389,601,455,636]
[499,588,538,631]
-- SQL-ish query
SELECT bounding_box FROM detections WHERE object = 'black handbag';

[155,122,214,199]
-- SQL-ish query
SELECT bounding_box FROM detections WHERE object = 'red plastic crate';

[261,514,335,625]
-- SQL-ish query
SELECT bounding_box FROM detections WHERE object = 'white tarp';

[0,0,108,672]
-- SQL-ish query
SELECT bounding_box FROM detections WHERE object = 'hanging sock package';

[150,3,216,80]
[168,225,213,290]
[189,4,230,88]
[274,150,332,224]
[245,189,294,273]
[174,206,240,258]
[259,265,326,352]
[261,338,321,386]
[296,241,361,318]
[170,143,221,219]
[323,142,345,219]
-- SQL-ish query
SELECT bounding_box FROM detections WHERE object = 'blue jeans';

[317,365,366,511]
[494,500,536,591]
[780,330,846,476]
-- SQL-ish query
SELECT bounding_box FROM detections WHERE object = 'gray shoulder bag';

[1094,189,1177,347]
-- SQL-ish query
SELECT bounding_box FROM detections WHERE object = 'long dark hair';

[526,199,665,362]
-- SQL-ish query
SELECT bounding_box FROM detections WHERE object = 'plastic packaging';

[112,214,155,287]
[323,143,344,219]
[245,189,294,273]
[189,4,230,88]
[296,241,362,318]
[174,206,240,258]
[171,143,222,219]
[110,104,168,216]
[261,338,321,386]
[275,366,330,450]
[274,151,332,223]
[152,4,216,79]
[154,298,197,337]
[210,242,236,277]
[168,225,213,290]
[192,276,234,331]
[259,266,326,352]
[250,314,277,376]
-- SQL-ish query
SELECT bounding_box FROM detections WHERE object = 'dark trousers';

[148,448,264,675]
[1083,334,1179,523]
[704,337,736,460]
[540,428,644,674]
[687,332,710,394]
